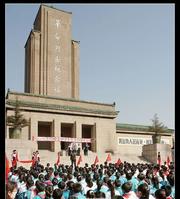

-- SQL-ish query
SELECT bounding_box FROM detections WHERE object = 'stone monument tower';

[24,4,79,99]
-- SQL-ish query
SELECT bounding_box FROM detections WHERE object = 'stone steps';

[21,150,151,168]
[7,149,151,169]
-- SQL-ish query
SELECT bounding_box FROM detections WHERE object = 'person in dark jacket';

[70,150,76,168]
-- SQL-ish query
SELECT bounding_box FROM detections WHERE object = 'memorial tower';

[24,4,79,99]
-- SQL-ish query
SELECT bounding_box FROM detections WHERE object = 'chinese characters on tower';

[54,19,62,94]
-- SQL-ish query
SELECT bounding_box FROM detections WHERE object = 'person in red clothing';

[31,152,36,167]
[11,150,18,169]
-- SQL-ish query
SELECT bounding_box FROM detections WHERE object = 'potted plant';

[148,113,168,144]
[6,98,29,139]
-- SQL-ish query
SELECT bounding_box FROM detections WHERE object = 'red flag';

[106,153,111,162]
[19,160,33,163]
[5,155,10,183]
[94,155,99,165]
[167,156,170,167]
[56,152,60,165]
[77,155,82,166]
[116,158,122,165]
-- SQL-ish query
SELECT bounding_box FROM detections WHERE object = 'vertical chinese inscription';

[53,18,62,94]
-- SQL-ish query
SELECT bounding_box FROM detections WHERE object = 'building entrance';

[82,124,96,152]
[61,123,75,150]
[38,122,53,151]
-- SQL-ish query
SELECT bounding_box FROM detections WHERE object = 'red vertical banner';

[166,156,170,167]
[157,158,161,166]
[5,155,10,183]
[106,153,111,162]
[94,156,99,165]
[77,155,82,166]
[32,158,36,167]
[116,158,122,166]
[56,152,60,166]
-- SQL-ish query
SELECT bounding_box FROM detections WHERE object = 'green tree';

[6,98,29,139]
[149,113,168,144]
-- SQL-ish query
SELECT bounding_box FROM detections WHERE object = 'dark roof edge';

[117,123,149,129]
[6,99,118,117]
[116,123,174,132]
[7,90,116,107]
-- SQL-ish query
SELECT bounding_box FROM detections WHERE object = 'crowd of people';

[6,150,175,199]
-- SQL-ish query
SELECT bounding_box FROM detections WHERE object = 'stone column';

[91,123,97,152]
[72,121,76,138]
[28,118,31,140]
[6,126,9,139]
[53,119,61,153]
[30,117,38,151]
[71,41,80,99]
[75,121,82,149]
[50,122,54,152]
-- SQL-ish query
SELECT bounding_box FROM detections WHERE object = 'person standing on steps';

[68,143,72,156]
[83,143,89,156]
[70,150,77,168]
[11,150,18,169]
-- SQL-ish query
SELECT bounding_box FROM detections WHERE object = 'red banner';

[18,160,33,163]
[16,153,33,164]
[35,136,91,143]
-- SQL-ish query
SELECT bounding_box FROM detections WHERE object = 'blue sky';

[5,4,175,129]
